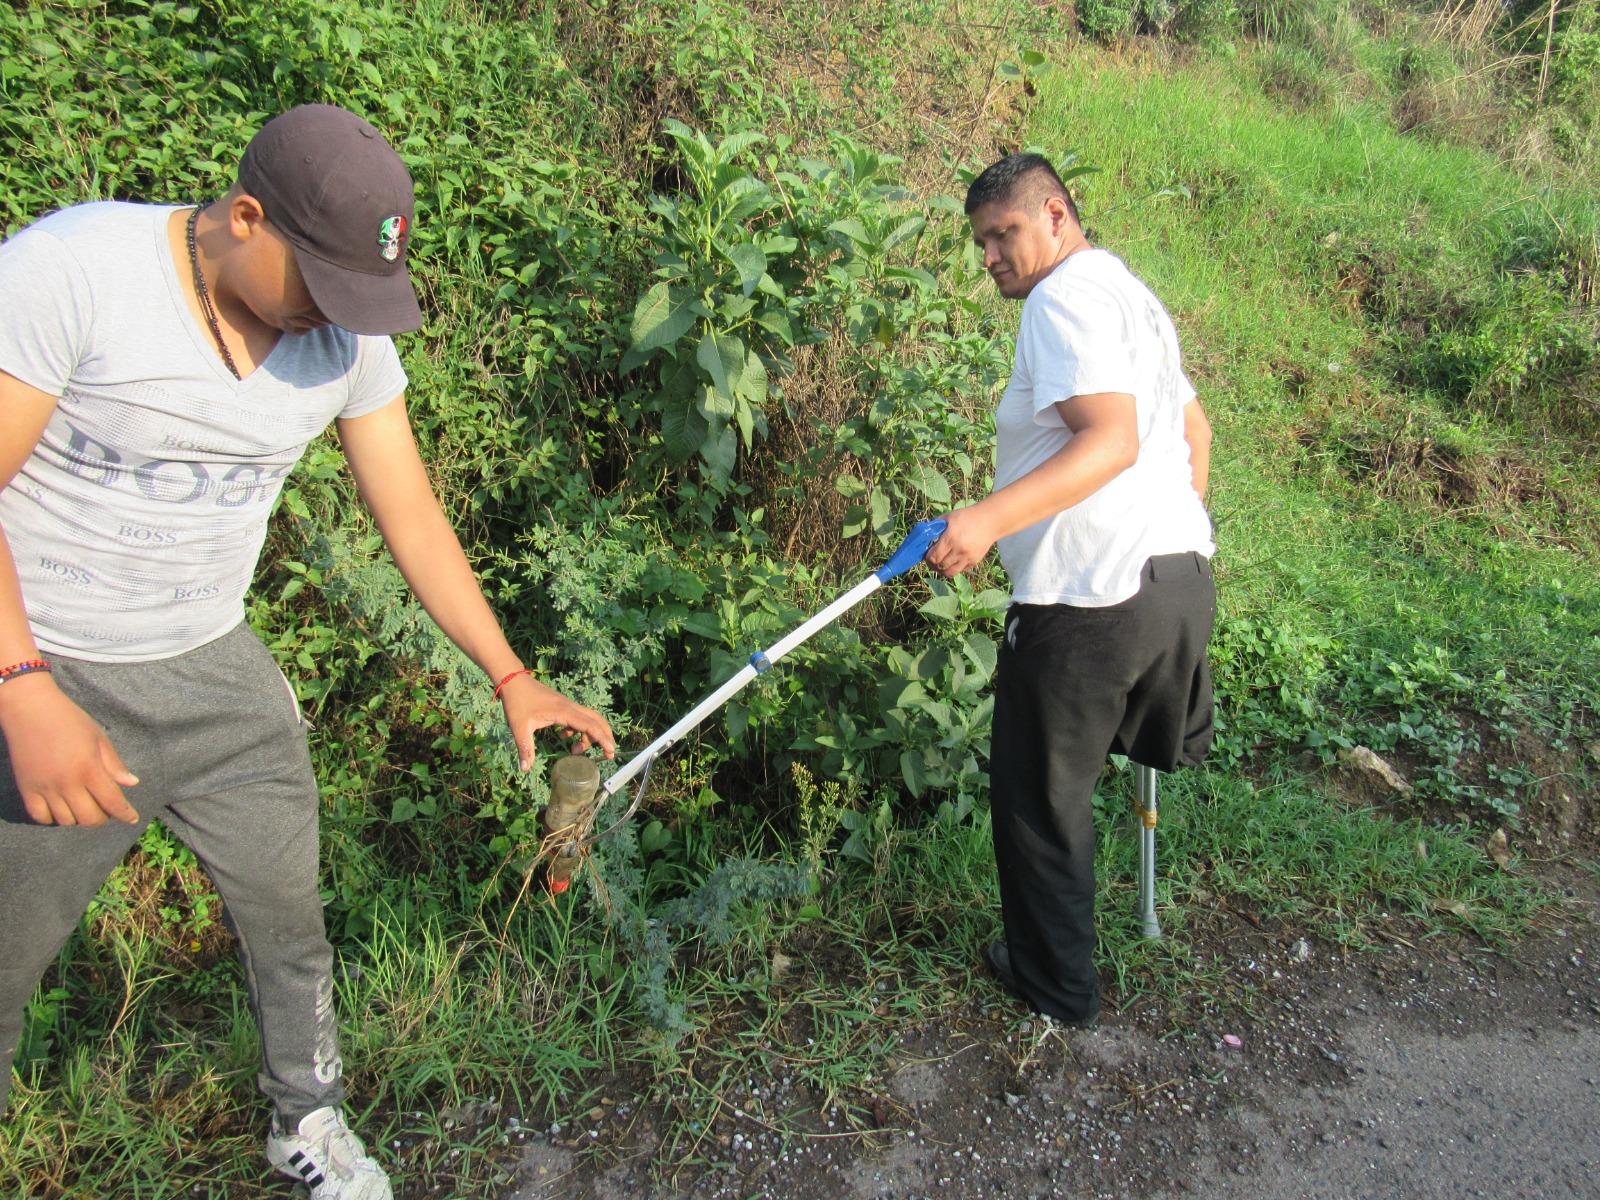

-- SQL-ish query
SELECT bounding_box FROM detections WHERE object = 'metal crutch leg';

[1136,764,1162,939]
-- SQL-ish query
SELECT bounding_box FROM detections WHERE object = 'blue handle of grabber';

[875,518,948,584]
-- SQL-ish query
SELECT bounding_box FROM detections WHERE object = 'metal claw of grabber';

[1135,763,1162,939]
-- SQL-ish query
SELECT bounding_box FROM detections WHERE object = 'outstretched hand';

[1,678,140,826]
[499,674,616,770]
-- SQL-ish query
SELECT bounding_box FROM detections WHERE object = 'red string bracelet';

[0,658,51,683]
[493,667,536,701]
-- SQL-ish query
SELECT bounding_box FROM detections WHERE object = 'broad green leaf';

[883,216,926,249]
[661,116,700,148]
[900,749,928,798]
[963,632,999,681]
[885,265,939,290]
[661,353,697,402]
[869,487,893,541]
[756,308,795,346]
[698,382,735,420]
[725,243,767,296]
[841,504,869,538]
[908,464,952,506]
[737,350,768,405]
[717,294,757,323]
[631,281,695,352]
[879,677,928,712]
[977,588,1011,613]
[701,423,738,479]
[662,399,707,463]
[697,329,746,401]
[834,475,867,498]
[846,302,879,345]
[640,820,673,854]
[716,129,765,159]
[919,593,962,622]
[735,395,755,450]
[682,612,723,639]
[828,218,870,245]
[726,180,773,222]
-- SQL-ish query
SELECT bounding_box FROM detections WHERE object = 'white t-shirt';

[0,202,408,662]
[994,249,1214,607]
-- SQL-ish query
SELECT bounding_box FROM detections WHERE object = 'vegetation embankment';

[1,0,1596,1194]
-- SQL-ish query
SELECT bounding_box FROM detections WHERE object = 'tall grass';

[1034,56,1599,791]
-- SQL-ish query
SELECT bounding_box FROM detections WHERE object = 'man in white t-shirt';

[0,105,615,1199]
[927,154,1216,1026]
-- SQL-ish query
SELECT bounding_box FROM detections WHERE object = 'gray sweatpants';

[0,621,344,1125]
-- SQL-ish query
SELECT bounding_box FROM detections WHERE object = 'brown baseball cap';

[237,104,424,336]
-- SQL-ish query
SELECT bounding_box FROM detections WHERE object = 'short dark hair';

[964,153,1080,223]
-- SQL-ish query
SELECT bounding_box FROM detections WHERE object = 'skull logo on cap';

[377,215,408,262]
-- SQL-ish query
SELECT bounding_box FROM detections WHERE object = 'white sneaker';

[266,1106,393,1200]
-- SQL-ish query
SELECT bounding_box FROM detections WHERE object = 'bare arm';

[926,391,1140,579]
[0,369,140,826]
[337,398,615,766]
[1184,397,1211,500]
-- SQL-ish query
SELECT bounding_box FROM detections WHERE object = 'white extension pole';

[599,574,885,798]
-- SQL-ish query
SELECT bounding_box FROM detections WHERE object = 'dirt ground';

[489,855,1599,1200]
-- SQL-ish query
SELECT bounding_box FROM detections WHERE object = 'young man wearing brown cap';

[0,104,614,1198]
[926,153,1216,1028]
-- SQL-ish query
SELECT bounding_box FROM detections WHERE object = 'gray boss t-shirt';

[0,202,407,662]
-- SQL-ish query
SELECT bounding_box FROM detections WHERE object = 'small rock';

[1336,746,1412,796]
[1486,828,1511,870]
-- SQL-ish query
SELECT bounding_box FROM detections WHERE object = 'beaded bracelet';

[0,658,51,684]
[493,667,536,701]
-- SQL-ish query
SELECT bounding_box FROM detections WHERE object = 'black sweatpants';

[990,552,1215,1023]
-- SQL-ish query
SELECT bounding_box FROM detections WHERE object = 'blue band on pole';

[875,518,948,584]
[750,651,771,672]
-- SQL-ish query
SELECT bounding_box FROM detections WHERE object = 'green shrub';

[1079,0,1141,40]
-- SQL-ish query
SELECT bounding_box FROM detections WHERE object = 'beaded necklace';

[185,205,241,379]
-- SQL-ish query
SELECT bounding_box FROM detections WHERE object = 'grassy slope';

[1034,50,1599,774]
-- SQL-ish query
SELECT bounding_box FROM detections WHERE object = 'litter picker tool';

[538,518,948,893]
[538,516,1169,941]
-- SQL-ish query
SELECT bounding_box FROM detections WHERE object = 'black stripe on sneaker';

[287,1150,326,1186]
